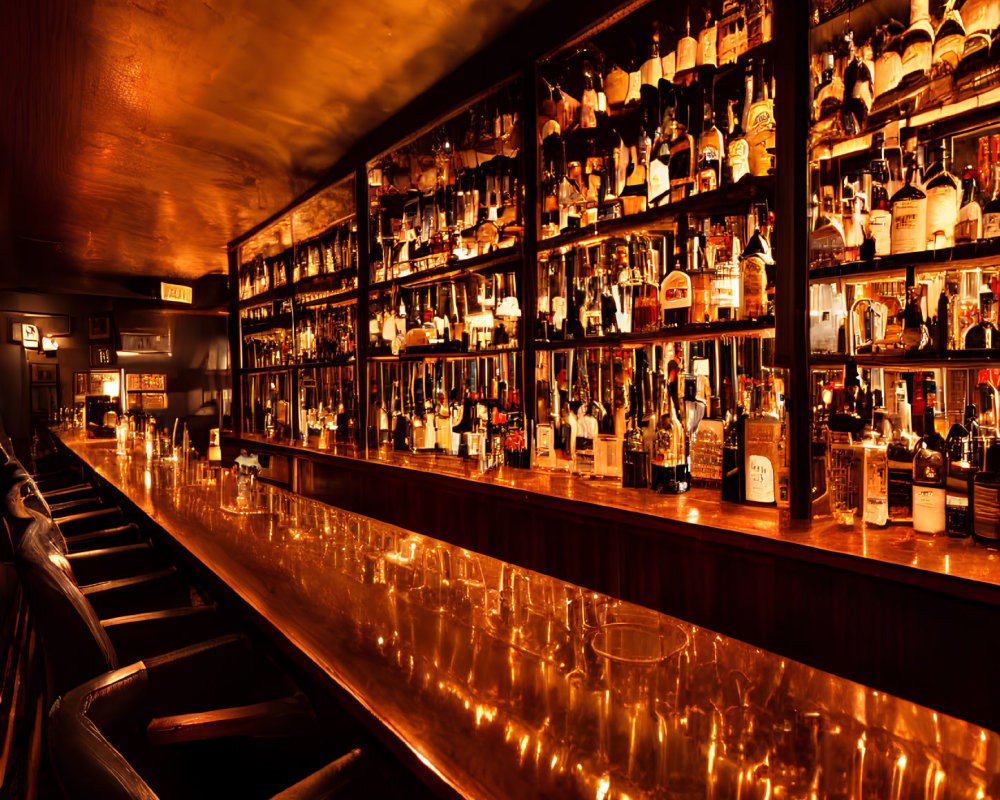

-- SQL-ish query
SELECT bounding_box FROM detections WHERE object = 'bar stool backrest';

[15,517,118,696]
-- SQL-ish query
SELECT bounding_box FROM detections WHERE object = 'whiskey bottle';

[913,407,947,534]
[726,99,750,184]
[696,101,725,193]
[983,165,1000,239]
[925,140,960,250]
[945,405,976,536]
[814,47,844,123]
[873,21,905,99]
[869,132,893,256]
[668,118,696,202]
[697,7,718,69]
[740,206,774,319]
[746,60,775,177]
[890,151,927,254]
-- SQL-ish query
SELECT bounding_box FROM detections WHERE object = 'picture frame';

[88,315,111,340]
[29,362,57,384]
[89,344,114,367]
[74,372,88,397]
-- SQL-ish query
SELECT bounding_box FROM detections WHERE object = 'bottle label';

[912,486,946,534]
[874,52,902,96]
[869,210,892,255]
[648,159,669,205]
[891,198,927,254]
[926,184,958,249]
[984,212,1000,239]
[626,71,641,104]
[901,40,932,78]
[741,256,767,317]
[864,450,889,526]
[727,138,750,183]
[746,454,775,503]
[747,104,775,176]
[698,148,719,193]
[660,270,692,310]
[933,34,964,70]
[697,25,717,67]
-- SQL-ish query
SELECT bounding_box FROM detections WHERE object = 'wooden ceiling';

[0,0,539,290]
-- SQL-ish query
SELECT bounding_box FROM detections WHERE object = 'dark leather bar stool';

[49,657,368,800]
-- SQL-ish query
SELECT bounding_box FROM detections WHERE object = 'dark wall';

[0,290,229,454]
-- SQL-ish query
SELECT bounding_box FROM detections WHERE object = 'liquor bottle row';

[817,362,1000,544]
[368,85,522,284]
[536,205,774,341]
[368,270,521,355]
[238,217,359,301]
[535,337,787,505]
[810,264,1000,355]
[242,301,356,369]
[538,38,775,238]
[298,364,357,447]
[812,0,1000,143]
[367,354,528,470]
[811,130,1000,266]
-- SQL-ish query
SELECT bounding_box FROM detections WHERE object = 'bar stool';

[49,662,368,800]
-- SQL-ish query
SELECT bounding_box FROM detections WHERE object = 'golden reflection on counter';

[54,430,1000,800]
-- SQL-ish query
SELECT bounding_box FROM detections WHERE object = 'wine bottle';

[890,150,927,254]
[983,164,1000,239]
[640,25,663,140]
[925,140,960,250]
[933,0,967,73]
[913,407,947,534]
[869,132,893,256]
[901,0,934,84]
[956,165,983,243]
[668,118,696,202]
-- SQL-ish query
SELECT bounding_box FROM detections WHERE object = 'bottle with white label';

[956,166,983,243]
[901,0,933,84]
[697,101,724,193]
[726,99,750,184]
[983,165,1000,239]
[868,132,893,256]
[890,151,927,254]
[912,407,947,534]
[925,140,960,250]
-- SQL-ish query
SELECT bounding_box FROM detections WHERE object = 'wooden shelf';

[535,317,775,350]
[240,313,293,335]
[809,239,1000,282]
[369,248,522,292]
[367,346,520,362]
[810,350,1000,369]
[238,284,292,310]
[293,270,358,296]
[536,175,774,254]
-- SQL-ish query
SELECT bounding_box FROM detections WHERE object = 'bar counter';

[236,432,1000,595]
[51,429,1000,799]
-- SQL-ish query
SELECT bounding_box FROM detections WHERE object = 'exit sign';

[160,282,193,304]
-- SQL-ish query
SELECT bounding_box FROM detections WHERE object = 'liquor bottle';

[973,442,1000,545]
[640,25,663,140]
[913,407,947,534]
[718,0,746,65]
[746,0,772,49]
[814,47,844,122]
[873,21,905,99]
[697,101,724,193]
[827,409,864,524]
[746,60,775,177]
[668,118,696,202]
[697,7,718,69]
[660,262,692,327]
[933,0,967,73]
[842,32,874,136]
[956,165,983,243]
[863,438,890,526]
[648,125,671,207]
[983,165,1000,239]
[744,382,780,505]
[869,133,893,256]
[676,11,698,81]
[651,359,690,493]
[964,289,1000,347]
[945,405,976,536]
[925,140,960,250]
[726,99,750,184]
[901,0,934,84]
[890,150,927,254]
[740,207,774,319]
[901,284,929,349]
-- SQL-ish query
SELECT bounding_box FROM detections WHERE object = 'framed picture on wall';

[88,315,111,340]
[29,362,57,384]
[89,345,115,367]
[74,372,88,396]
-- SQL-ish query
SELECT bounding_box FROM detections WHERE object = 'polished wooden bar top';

[237,432,1000,596]
[54,429,999,800]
